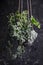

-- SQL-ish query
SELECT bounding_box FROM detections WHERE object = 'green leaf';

[31,16,41,29]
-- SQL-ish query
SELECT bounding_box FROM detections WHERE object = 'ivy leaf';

[31,16,41,29]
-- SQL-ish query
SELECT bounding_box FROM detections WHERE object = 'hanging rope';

[18,0,23,13]
[30,0,32,17]
[29,0,33,29]
[21,0,23,13]
[18,0,20,12]
[18,0,32,17]
[27,0,29,18]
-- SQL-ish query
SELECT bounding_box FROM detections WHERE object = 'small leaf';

[38,24,41,29]
[31,16,40,29]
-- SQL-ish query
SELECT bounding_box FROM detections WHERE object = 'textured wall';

[0,0,43,65]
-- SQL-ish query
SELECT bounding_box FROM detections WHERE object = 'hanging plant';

[8,10,40,59]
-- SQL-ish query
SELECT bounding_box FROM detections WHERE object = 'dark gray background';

[0,0,43,65]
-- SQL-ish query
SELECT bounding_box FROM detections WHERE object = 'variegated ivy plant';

[8,10,40,59]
